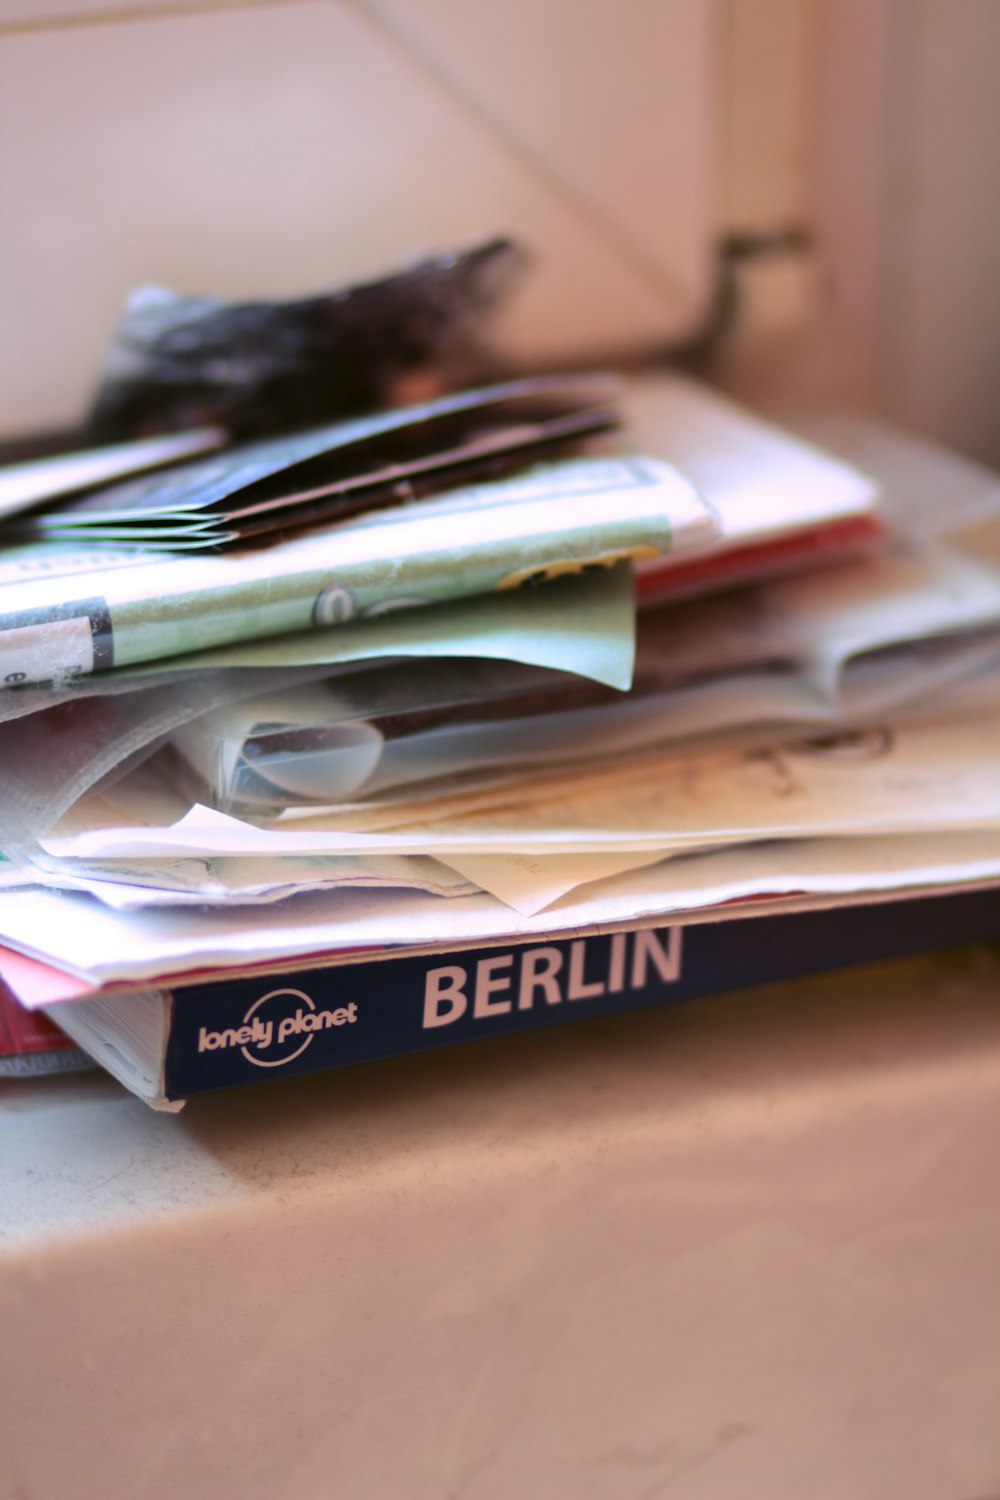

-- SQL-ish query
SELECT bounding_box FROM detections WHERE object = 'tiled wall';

[16,1,994,467]
[0,0,720,439]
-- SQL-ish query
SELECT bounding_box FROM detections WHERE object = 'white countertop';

[3,947,1000,1500]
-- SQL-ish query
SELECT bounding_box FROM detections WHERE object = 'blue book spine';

[163,886,1000,1100]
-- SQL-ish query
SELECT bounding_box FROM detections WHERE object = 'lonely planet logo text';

[197,988,359,1068]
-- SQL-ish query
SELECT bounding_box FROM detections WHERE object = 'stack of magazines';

[3,261,1000,1108]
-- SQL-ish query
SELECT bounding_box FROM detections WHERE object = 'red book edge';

[0,980,74,1056]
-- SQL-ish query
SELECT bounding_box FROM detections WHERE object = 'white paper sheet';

[28,853,474,910]
[8,829,1000,993]
[620,373,879,546]
[786,411,1000,540]
[436,848,675,915]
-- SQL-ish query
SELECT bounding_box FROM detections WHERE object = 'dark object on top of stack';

[87,237,527,442]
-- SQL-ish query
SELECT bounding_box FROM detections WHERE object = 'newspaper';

[0,563,636,729]
[14,551,1000,865]
[0,454,707,687]
[10,622,990,902]
[116,555,638,683]
[0,566,636,850]
[10,521,994,859]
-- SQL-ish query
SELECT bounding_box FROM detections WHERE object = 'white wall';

[3,0,999,464]
[882,0,1000,467]
[0,0,718,440]
[720,0,1000,470]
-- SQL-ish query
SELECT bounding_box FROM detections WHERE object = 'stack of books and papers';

[3,300,1000,1107]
